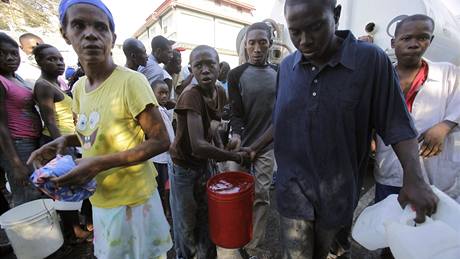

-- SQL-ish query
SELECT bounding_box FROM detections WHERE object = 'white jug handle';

[400,205,433,226]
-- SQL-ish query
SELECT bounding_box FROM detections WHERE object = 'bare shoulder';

[34,78,53,90]
[34,78,58,97]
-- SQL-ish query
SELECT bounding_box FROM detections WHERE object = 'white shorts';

[93,190,172,259]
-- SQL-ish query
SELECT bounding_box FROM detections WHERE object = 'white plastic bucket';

[52,200,83,211]
[0,199,64,259]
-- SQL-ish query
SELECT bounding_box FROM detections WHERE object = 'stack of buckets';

[207,171,255,249]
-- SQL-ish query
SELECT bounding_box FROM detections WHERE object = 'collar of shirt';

[138,54,160,72]
[292,30,357,71]
[424,59,442,84]
[393,58,443,84]
[158,105,167,112]
[149,54,158,64]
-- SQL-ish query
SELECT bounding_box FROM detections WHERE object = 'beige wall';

[137,4,249,68]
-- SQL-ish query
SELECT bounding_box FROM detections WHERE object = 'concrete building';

[133,0,255,67]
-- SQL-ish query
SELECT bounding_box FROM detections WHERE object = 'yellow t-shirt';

[72,66,158,208]
[43,88,75,136]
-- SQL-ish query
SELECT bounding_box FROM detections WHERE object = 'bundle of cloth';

[30,155,96,201]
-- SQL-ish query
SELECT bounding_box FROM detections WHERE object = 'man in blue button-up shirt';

[246,0,439,258]
[138,36,173,85]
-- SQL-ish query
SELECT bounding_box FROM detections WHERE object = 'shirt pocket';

[339,98,359,110]
[333,73,361,110]
[338,83,360,110]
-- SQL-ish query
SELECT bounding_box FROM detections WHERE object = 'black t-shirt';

[228,63,277,151]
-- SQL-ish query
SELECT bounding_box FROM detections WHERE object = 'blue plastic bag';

[30,155,96,201]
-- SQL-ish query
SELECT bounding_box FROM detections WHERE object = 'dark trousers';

[154,162,171,219]
[169,164,216,259]
[375,182,401,203]
[153,162,169,196]
[81,199,93,225]
[0,138,43,206]
[0,167,9,214]
[0,192,9,215]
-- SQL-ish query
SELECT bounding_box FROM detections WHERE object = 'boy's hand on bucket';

[239,146,256,162]
[51,157,100,187]
[237,151,252,165]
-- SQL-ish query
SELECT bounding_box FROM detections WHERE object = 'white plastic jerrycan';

[352,185,460,252]
[430,186,460,232]
[352,194,403,250]
[385,205,460,259]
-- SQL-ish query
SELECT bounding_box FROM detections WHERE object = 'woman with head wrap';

[28,1,173,258]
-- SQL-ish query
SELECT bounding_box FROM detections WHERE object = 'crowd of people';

[0,0,459,258]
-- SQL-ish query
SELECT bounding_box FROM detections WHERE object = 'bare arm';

[210,120,225,149]
[175,74,194,97]
[392,138,438,223]
[228,70,245,137]
[187,110,241,163]
[418,68,460,158]
[27,134,81,168]
[238,125,274,161]
[164,78,173,97]
[250,125,273,154]
[0,83,21,167]
[95,104,170,169]
[34,80,61,139]
[419,120,458,158]
[52,104,170,186]
[0,82,29,185]
[226,70,245,151]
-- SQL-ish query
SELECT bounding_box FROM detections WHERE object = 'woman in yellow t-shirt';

[33,44,92,243]
[28,1,172,258]
[33,44,74,141]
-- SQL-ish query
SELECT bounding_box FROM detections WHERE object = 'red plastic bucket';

[207,171,254,249]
